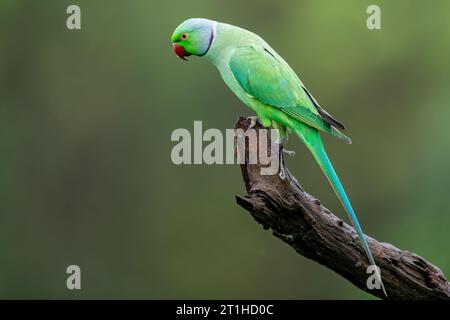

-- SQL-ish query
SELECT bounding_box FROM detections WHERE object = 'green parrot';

[171,18,386,295]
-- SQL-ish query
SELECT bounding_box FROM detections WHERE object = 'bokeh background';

[0,0,449,299]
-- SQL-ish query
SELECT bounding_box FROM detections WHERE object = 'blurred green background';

[0,0,449,299]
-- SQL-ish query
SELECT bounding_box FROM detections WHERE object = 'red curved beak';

[172,43,188,61]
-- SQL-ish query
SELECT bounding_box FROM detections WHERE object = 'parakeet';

[171,18,386,296]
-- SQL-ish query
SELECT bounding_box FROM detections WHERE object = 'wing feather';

[229,46,346,132]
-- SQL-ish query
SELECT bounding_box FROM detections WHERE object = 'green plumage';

[172,18,386,296]
[228,45,350,143]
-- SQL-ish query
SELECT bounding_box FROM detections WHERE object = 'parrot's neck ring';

[199,21,217,57]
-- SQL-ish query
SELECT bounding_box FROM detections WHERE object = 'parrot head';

[171,18,215,61]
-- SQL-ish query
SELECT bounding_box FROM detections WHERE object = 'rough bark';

[234,116,450,300]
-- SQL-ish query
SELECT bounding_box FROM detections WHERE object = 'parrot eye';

[181,33,189,40]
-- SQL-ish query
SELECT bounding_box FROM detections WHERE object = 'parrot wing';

[301,84,345,130]
[229,45,346,131]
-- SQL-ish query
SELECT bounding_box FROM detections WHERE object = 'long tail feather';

[293,125,387,296]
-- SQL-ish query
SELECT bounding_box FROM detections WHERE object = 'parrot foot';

[247,116,260,128]
[283,149,296,157]
[279,166,286,180]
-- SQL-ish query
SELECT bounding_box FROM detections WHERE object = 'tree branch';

[234,116,450,300]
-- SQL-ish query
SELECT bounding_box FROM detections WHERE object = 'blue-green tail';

[293,125,387,296]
